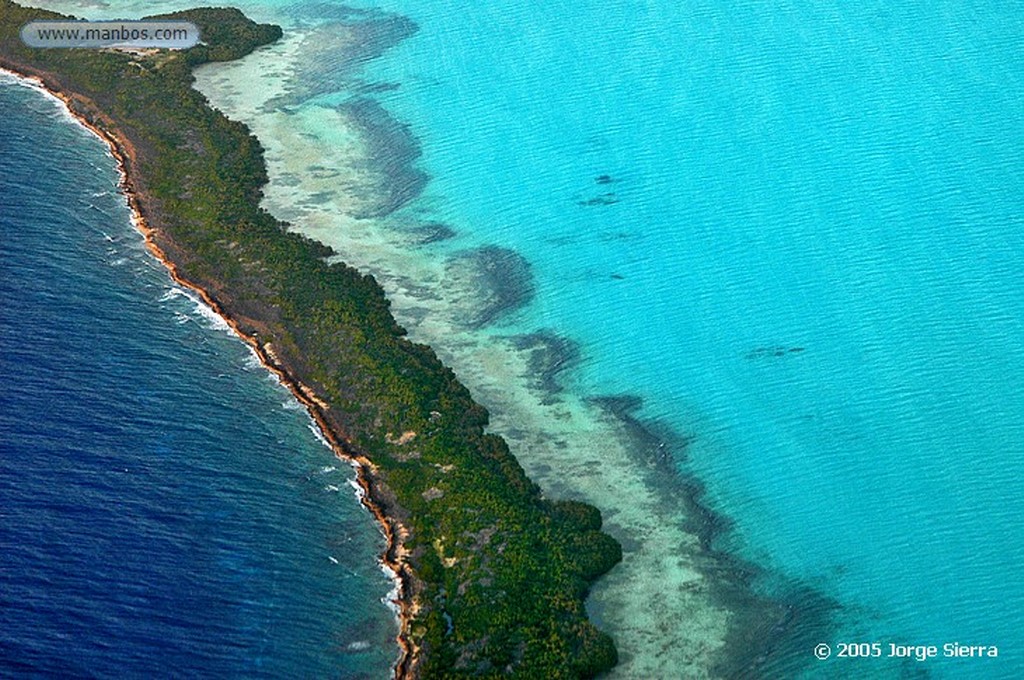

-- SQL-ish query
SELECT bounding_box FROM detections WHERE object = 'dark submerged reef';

[588,396,841,679]
[507,331,581,402]
[414,222,456,245]
[262,6,418,110]
[443,246,536,329]
[0,2,620,677]
[336,96,428,219]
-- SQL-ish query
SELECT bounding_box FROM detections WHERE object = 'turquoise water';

[339,1,1024,676]
[0,76,396,677]
[14,0,1024,676]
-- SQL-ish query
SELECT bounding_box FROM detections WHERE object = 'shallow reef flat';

[189,15,808,676]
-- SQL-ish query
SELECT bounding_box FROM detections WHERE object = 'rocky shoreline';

[0,3,623,674]
[0,63,425,677]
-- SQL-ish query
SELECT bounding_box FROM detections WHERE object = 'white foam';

[305,421,331,449]
[189,33,736,677]
[0,68,109,146]
[346,476,373,515]
[242,351,263,371]
[158,286,187,303]
[188,297,231,332]
[158,285,234,334]
[379,562,403,617]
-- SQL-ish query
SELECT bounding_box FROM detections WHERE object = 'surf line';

[0,64,419,678]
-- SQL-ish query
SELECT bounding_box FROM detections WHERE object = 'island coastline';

[0,3,623,677]
[0,7,824,674]
[0,63,422,676]
[1,59,836,674]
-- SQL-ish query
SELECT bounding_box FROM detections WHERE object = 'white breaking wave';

[158,286,187,303]
[158,285,233,333]
[305,421,331,448]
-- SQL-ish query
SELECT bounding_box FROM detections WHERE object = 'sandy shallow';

[188,22,742,678]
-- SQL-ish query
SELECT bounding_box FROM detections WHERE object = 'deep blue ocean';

[0,78,396,677]
[6,0,1024,677]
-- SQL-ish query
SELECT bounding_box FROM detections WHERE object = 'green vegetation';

[0,2,621,677]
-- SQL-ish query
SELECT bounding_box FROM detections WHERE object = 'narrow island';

[0,1,622,677]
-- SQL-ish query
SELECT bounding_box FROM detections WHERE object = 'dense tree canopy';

[0,2,622,676]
